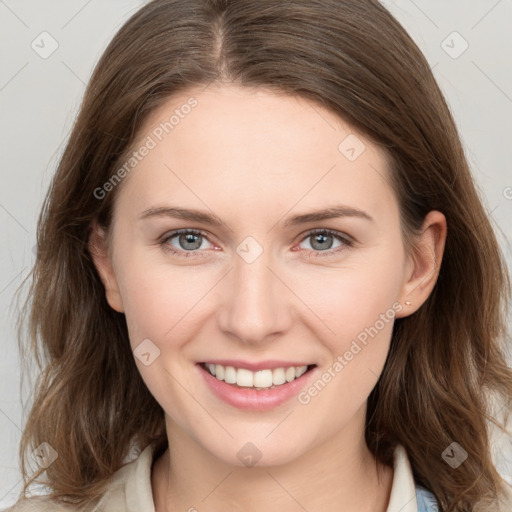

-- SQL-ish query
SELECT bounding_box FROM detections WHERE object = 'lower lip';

[197,363,317,411]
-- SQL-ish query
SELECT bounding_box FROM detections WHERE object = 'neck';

[152,408,393,512]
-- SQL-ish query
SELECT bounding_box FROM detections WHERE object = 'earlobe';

[88,222,125,313]
[396,211,447,318]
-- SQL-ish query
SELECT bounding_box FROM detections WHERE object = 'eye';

[296,229,353,257]
[160,229,215,257]
[159,228,354,259]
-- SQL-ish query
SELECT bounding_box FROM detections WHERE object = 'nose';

[216,243,294,345]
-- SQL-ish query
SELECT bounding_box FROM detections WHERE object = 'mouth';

[196,361,318,411]
[198,362,317,390]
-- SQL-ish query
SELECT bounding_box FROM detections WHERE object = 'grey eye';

[309,233,335,251]
[176,232,203,250]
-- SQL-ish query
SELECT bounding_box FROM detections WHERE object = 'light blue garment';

[416,486,439,511]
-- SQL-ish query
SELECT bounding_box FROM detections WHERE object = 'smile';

[201,362,312,389]
[197,362,318,411]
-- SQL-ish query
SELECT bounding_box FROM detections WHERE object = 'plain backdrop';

[1,0,511,507]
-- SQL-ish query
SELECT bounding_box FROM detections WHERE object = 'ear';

[395,210,447,318]
[88,222,125,313]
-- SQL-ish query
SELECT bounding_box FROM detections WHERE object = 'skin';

[89,84,447,512]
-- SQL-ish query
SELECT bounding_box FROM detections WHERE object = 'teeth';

[285,367,296,382]
[237,368,254,387]
[295,366,307,378]
[272,367,286,385]
[204,363,310,389]
[253,369,273,388]
[224,366,237,384]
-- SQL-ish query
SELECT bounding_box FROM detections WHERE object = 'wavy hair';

[12,0,512,510]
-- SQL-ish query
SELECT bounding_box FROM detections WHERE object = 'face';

[91,84,436,467]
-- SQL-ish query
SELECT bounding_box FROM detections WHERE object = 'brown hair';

[12,0,512,510]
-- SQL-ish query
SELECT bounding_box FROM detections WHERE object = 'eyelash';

[159,228,354,259]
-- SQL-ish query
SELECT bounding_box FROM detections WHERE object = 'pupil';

[313,233,332,250]
[180,233,201,250]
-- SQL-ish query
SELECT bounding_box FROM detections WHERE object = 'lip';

[199,359,313,372]
[196,363,318,411]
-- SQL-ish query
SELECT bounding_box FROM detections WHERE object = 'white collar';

[386,444,419,512]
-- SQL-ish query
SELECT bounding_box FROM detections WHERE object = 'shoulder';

[1,483,129,512]
[1,495,75,512]
[389,444,440,511]
[2,444,157,512]
[415,486,439,512]
[93,443,157,511]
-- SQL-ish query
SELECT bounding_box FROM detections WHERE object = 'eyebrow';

[138,205,373,228]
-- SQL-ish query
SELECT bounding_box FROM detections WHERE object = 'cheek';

[293,267,400,423]
[114,257,213,425]
[289,248,404,407]
[294,254,404,344]
[115,247,219,347]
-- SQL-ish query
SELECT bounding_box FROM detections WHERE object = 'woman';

[6,0,512,511]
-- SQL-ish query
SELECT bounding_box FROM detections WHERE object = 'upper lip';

[199,360,315,372]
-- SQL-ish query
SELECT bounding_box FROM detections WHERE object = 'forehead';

[113,84,396,224]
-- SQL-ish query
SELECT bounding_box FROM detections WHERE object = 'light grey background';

[1,0,511,507]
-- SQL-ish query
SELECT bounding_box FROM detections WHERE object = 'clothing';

[4,443,438,511]
[416,487,439,512]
